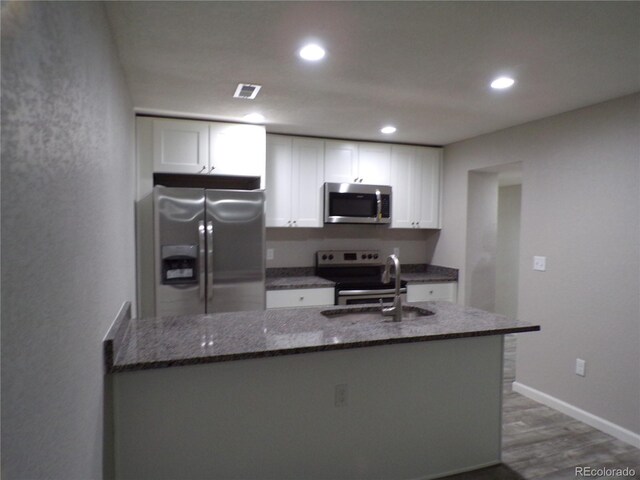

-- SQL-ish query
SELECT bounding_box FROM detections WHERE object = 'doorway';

[465,162,522,317]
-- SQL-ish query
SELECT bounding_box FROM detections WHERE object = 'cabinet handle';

[299,297,304,301]
[359,178,363,183]
[293,220,297,226]
[198,166,206,173]
[208,166,215,173]
[354,177,358,182]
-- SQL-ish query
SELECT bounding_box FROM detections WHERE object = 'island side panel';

[112,336,503,480]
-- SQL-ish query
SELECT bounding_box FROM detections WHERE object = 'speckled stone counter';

[265,276,335,290]
[105,301,538,373]
[265,267,335,290]
[401,264,458,284]
[265,264,456,289]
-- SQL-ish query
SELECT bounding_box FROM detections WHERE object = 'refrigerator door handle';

[206,221,214,300]
[198,221,206,300]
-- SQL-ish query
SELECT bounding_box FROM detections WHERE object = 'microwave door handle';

[375,189,382,222]
[206,221,214,300]
[198,221,206,300]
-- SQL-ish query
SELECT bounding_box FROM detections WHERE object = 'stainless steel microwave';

[324,182,392,224]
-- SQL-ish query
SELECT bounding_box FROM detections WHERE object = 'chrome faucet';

[381,254,402,322]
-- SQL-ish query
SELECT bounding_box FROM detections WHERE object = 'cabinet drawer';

[266,288,335,309]
[407,283,457,303]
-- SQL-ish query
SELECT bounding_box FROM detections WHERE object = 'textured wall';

[1,2,135,478]
[435,94,640,435]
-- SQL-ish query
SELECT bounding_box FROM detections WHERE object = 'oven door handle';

[375,189,382,222]
[338,288,407,297]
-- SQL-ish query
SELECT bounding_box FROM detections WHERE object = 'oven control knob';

[373,253,379,259]
[368,254,373,259]
[361,254,366,259]
[322,255,327,260]
[328,254,334,260]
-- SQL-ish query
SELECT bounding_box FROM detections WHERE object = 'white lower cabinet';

[266,288,335,309]
[407,282,457,303]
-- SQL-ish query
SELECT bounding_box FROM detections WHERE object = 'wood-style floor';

[442,335,640,480]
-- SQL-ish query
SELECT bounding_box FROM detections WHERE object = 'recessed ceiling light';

[299,43,325,61]
[243,113,265,124]
[381,126,397,134]
[491,76,515,89]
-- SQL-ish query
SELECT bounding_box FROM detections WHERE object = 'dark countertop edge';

[103,301,132,373]
[266,280,336,291]
[107,324,540,374]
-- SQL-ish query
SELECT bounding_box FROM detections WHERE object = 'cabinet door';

[210,123,266,182]
[265,135,293,227]
[415,147,442,229]
[358,143,391,185]
[324,141,358,183]
[291,138,324,228]
[152,118,209,174]
[390,145,415,228]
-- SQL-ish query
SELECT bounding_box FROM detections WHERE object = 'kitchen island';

[105,301,539,480]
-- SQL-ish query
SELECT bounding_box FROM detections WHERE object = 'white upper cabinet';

[324,141,359,183]
[324,141,391,185]
[209,123,266,184]
[415,147,442,228]
[152,118,209,174]
[151,118,266,185]
[266,135,324,228]
[391,145,442,229]
[265,136,293,227]
[357,142,391,185]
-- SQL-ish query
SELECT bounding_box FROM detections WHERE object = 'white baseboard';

[513,382,640,448]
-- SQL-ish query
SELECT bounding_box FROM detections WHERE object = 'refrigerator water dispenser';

[161,245,198,284]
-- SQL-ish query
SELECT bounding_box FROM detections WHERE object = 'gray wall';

[433,94,640,434]
[266,226,440,267]
[1,3,135,478]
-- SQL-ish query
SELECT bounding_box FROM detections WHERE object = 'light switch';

[533,256,546,271]
[266,248,274,261]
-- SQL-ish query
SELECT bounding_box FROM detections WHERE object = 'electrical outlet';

[266,248,274,261]
[576,358,586,377]
[334,384,348,407]
[533,256,546,271]
[393,247,400,257]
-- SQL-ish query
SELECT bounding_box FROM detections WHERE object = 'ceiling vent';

[233,83,262,100]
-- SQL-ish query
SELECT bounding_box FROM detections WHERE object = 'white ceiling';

[106,1,640,146]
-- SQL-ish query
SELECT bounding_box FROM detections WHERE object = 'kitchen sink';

[321,305,434,322]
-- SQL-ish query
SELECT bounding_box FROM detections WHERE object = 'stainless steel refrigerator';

[154,186,265,316]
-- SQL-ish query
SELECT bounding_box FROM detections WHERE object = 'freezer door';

[205,190,265,313]
[154,187,206,316]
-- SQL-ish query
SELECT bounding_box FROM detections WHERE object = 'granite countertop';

[104,301,539,373]
[266,276,335,290]
[265,264,458,290]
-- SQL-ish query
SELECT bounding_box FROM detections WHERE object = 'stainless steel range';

[316,250,407,305]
